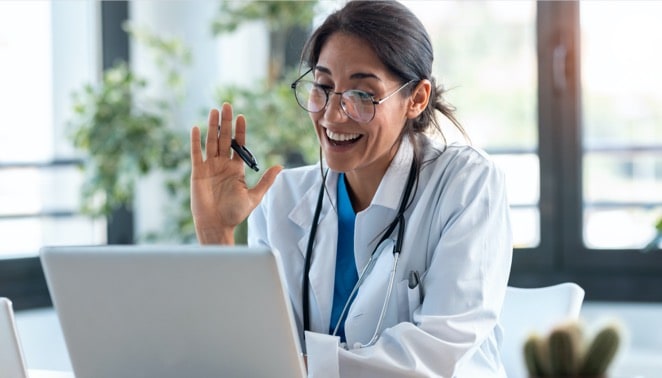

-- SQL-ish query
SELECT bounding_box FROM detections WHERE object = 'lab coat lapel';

[290,172,339,333]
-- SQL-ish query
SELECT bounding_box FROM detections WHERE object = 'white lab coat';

[248,136,513,377]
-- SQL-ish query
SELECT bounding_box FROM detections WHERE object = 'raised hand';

[190,103,282,244]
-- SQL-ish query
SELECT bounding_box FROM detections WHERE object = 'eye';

[345,89,374,102]
[312,82,333,92]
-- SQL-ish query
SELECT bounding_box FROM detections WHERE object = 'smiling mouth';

[325,128,362,146]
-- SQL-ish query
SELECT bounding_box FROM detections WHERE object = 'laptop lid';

[40,245,306,378]
[0,297,29,378]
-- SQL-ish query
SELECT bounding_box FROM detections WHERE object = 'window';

[0,1,109,309]
[406,1,539,249]
[406,0,662,301]
[0,1,104,257]
[2,1,661,309]
[580,1,662,250]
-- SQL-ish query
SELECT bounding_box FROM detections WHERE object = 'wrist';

[196,226,235,245]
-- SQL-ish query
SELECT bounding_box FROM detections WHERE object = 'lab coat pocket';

[396,278,421,322]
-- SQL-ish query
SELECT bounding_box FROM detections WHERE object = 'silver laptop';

[0,297,29,378]
[40,245,306,378]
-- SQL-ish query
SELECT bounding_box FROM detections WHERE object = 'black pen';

[231,139,259,172]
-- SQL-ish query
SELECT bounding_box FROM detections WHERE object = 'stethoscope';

[302,158,417,348]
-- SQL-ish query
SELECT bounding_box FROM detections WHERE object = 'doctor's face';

[310,32,410,178]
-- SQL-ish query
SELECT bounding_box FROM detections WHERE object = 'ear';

[406,79,431,119]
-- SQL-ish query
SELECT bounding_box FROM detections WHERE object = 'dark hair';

[300,0,468,151]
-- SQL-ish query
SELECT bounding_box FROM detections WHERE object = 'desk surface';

[29,370,74,378]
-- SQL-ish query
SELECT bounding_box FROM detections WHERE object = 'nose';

[323,92,349,122]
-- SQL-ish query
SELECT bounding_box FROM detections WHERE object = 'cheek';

[309,114,324,140]
[371,115,406,142]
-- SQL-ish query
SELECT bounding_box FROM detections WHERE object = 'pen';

[231,139,259,172]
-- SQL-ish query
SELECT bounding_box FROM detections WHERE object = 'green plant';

[69,1,323,244]
[68,23,193,241]
[210,0,321,170]
[210,1,321,243]
[524,321,621,378]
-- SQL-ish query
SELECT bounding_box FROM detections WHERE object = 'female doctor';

[190,1,513,376]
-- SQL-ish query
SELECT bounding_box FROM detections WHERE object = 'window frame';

[0,1,132,311]
[3,1,662,310]
[508,1,662,302]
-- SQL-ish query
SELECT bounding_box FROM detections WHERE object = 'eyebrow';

[314,65,382,81]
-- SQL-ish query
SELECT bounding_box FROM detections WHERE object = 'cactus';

[549,322,583,375]
[523,333,545,377]
[579,324,620,376]
[522,320,621,378]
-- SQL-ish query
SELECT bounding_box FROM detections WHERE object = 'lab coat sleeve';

[307,154,513,377]
[305,331,341,378]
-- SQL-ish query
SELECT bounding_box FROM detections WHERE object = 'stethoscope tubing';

[330,241,388,339]
[362,251,400,347]
[303,159,418,347]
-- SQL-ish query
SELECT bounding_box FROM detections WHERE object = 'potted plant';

[68,24,193,242]
[523,320,621,378]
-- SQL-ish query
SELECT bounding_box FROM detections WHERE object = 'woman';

[190,1,512,376]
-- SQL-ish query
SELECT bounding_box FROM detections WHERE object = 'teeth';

[326,129,360,142]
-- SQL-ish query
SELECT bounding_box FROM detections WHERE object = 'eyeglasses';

[291,68,415,123]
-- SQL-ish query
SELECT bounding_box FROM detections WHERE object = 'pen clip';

[408,270,425,303]
[239,144,255,160]
[408,270,419,289]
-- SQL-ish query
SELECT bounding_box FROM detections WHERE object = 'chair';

[1,297,29,378]
[500,283,585,378]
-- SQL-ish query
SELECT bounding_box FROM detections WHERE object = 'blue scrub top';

[329,173,359,342]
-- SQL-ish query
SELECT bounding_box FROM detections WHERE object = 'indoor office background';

[1,0,661,375]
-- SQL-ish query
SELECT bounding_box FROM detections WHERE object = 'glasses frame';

[291,68,415,123]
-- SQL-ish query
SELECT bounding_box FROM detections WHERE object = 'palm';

[190,104,281,244]
[191,154,255,228]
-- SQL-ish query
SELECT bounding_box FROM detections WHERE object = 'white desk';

[29,370,74,378]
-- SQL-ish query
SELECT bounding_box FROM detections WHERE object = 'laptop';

[40,245,306,378]
[0,297,29,378]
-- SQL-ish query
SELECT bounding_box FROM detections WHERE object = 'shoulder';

[262,163,325,203]
[413,139,508,210]
[271,164,323,189]
[423,139,503,181]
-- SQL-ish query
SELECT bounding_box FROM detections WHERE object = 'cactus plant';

[523,320,621,377]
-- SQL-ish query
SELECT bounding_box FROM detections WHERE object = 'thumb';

[249,165,283,204]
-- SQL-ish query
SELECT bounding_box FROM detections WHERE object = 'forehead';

[316,32,390,80]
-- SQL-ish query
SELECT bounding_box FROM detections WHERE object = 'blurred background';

[1,0,661,375]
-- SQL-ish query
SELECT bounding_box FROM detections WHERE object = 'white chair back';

[0,297,28,378]
[500,283,585,378]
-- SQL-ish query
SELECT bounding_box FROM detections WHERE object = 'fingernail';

[222,103,231,119]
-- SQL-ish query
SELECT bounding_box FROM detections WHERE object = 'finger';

[234,114,247,146]
[206,108,220,159]
[249,165,283,204]
[190,126,203,167]
[219,103,233,157]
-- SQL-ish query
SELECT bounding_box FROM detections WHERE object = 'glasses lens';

[341,90,375,123]
[294,81,326,113]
